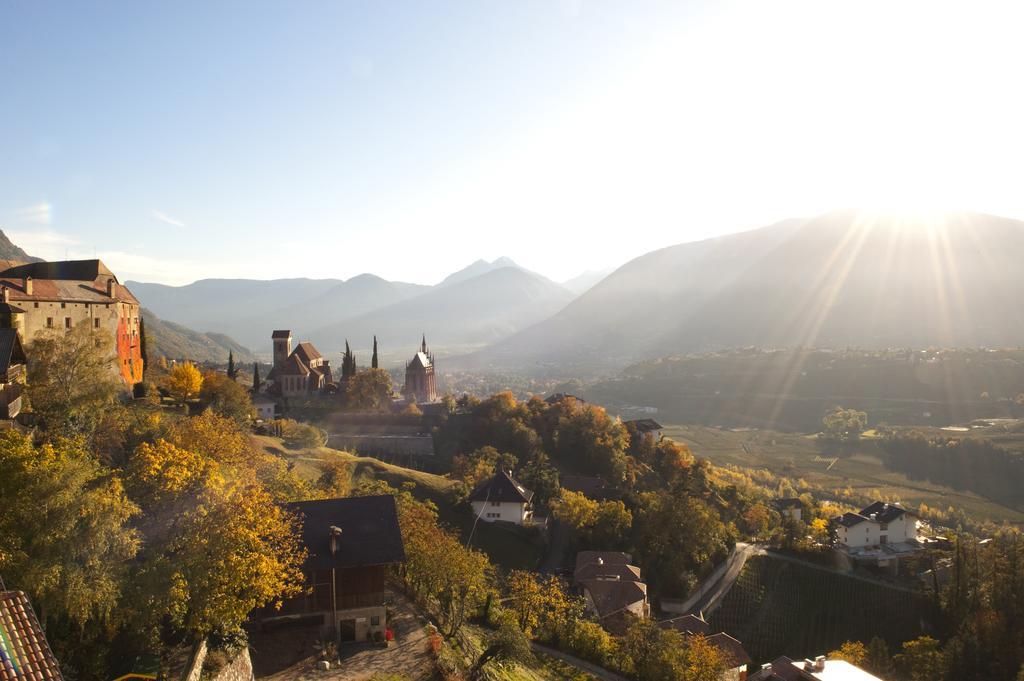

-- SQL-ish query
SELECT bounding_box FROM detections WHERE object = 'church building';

[403,335,437,403]
[268,330,333,398]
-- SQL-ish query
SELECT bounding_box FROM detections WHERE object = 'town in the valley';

[0,255,970,681]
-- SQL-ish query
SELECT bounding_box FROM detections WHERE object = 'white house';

[469,469,534,525]
[775,498,804,521]
[253,395,277,421]
[834,501,918,549]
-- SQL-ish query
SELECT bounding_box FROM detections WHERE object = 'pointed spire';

[421,333,427,353]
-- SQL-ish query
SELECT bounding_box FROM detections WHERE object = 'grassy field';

[663,424,1024,525]
[707,555,932,664]
[254,435,544,570]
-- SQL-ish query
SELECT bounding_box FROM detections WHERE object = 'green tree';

[468,614,533,680]
[200,370,255,422]
[346,367,393,411]
[26,325,121,433]
[822,406,868,443]
[0,431,140,626]
[253,362,261,393]
[226,350,236,379]
[894,636,946,681]
[371,335,379,369]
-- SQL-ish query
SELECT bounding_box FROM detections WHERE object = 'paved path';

[692,543,764,615]
[256,592,433,681]
[531,643,628,681]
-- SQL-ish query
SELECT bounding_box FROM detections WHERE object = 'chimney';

[815,656,826,671]
[329,525,343,555]
[24,277,32,295]
[106,278,116,296]
[761,663,772,672]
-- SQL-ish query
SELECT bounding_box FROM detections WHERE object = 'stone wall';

[179,640,254,681]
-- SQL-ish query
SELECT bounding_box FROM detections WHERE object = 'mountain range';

[455,211,1024,376]
[127,258,577,358]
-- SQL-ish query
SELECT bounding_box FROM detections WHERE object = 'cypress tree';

[372,336,379,369]
[253,362,261,393]
[227,350,236,379]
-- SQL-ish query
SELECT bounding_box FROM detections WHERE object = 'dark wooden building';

[265,495,406,642]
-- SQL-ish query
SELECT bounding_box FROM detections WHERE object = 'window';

[61,302,66,309]
[94,318,101,328]
[490,501,500,506]
[46,317,53,327]
[370,615,380,626]
[33,302,39,308]
[879,523,888,530]
[64,317,72,328]
[880,535,888,544]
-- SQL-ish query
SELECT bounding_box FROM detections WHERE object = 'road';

[689,542,765,615]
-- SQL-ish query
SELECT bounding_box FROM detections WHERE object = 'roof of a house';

[0,329,26,376]
[0,260,138,306]
[292,342,322,364]
[657,614,711,636]
[272,330,292,339]
[468,469,533,504]
[706,632,752,669]
[574,561,642,583]
[286,495,406,570]
[575,551,633,572]
[0,590,64,681]
[835,502,910,528]
[775,498,804,509]
[859,501,909,523]
[0,301,25,314]
[625,418,663,432]
[581,578,647,618]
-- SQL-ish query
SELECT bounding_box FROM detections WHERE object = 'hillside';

[708,555,930,664]
[142,308,255,364]
[459,211,1024,375]
[0,228,41,262]
[307,266,574,355]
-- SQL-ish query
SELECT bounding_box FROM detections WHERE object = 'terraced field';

[707,555,932,663]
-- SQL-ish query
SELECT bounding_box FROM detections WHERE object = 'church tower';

[272,330,292,373]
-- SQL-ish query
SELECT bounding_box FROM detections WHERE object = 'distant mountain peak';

[438,256,522,287]
[0,228,42,263]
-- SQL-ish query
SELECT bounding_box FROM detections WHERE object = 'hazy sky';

[3,1,1024,286]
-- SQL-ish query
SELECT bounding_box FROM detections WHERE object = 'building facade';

[469,468,534,524]
[403,335,437,403]
[0,327,26,419]
[834,501,918,549]
[0,260,143,386]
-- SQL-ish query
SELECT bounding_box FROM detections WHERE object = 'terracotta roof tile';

[0,590,63,681]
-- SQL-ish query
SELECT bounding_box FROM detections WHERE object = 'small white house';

[253,396,277,421]
[834,501,918,549]
[469,469,534,525]
[775,498,804,521]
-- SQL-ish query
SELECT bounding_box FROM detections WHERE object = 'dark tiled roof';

[581,579,647,618]
[544,393,584,404]
[747,657,804,681]
[835,512,867,528]
[468,469,533,503]
[0,590,63,681]
[574,562,642,583]
[0,329,26,377]
[272,330,292,339]
[706,632,752,668]
[859,501,908,523]
[287,495,406,570]
[657,614,711,636]
[775,498,804,509]
[0,302,25,314]
[574,551,632,572]
[625,418,663,432]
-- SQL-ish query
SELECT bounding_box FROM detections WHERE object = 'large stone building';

[268,330,332,398]
[0,260,144,386]
[403,335,437,403]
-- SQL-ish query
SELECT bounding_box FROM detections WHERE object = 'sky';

[3,1,1024,286]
